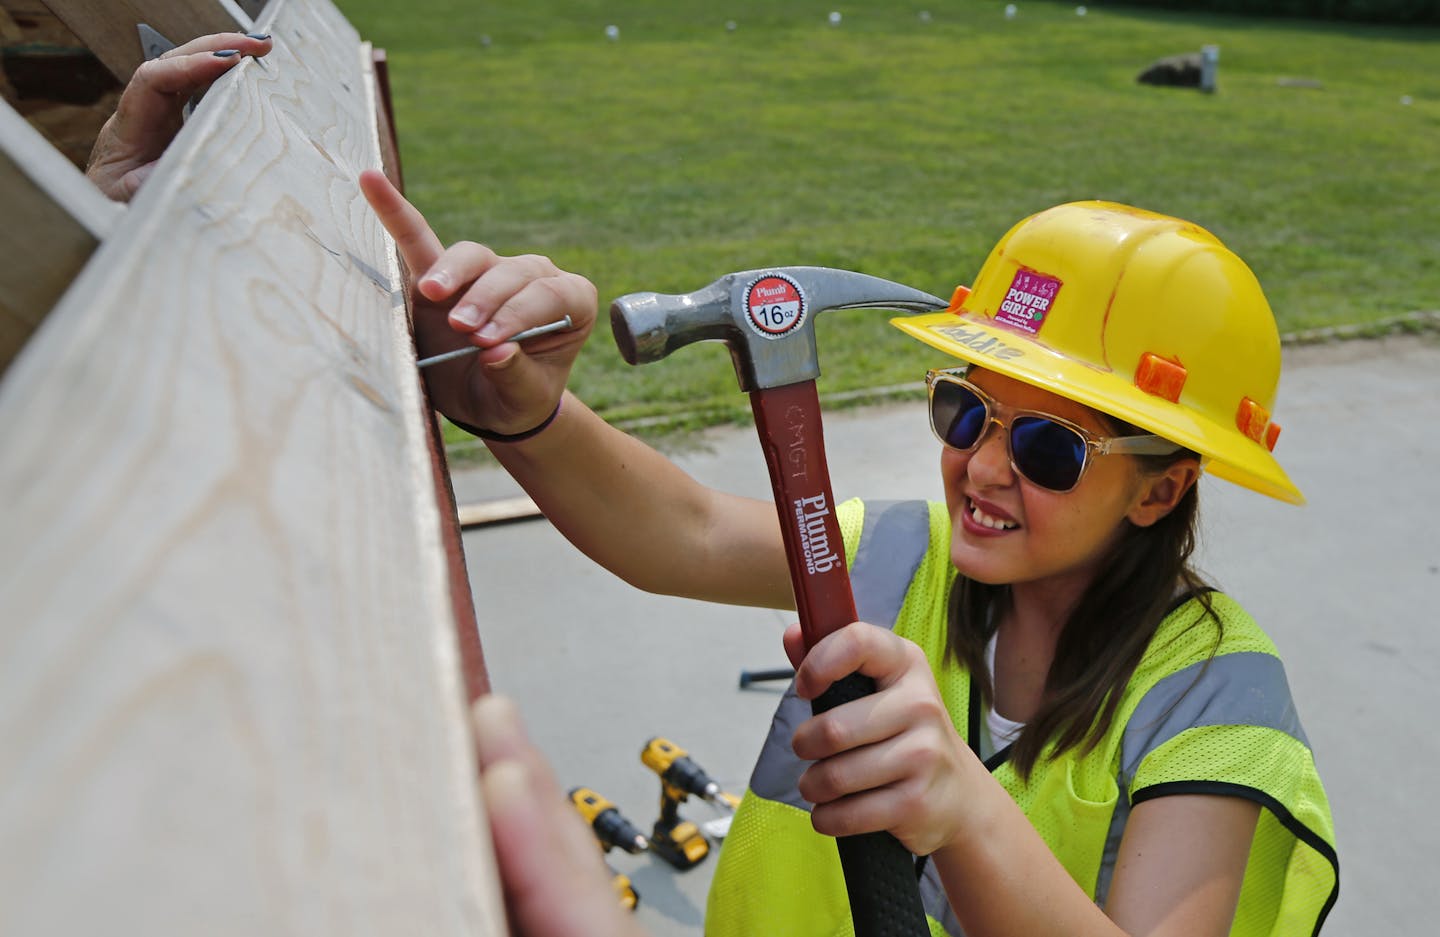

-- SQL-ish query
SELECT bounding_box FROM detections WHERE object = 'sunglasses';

[925,369,1182,493]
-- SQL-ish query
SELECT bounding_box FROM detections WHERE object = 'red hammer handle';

[750,382,930,937]
[749,381,858,648]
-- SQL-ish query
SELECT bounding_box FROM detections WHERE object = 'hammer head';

[610,267,947,392]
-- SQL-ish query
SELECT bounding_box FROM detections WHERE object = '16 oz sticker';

[745,274,807,339]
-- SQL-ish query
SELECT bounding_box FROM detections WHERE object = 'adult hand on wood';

[360,169,598,437]
[85,32,273,201]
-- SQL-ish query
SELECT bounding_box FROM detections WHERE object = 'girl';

[360,171,1337,936]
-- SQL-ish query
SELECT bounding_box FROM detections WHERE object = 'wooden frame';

[0,99,120,371]
[37,0,251,82]
[0,1,504,931]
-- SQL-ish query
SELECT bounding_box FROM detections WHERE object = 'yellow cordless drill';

[568,787,647,911]
[640,737,729,870]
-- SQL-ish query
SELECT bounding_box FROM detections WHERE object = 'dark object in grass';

[1137,52,1203,87]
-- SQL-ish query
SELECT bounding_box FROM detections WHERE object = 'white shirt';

[982,632,1026,760]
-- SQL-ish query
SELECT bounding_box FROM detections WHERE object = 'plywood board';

[0,1,504,933]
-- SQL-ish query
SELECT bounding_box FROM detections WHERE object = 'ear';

[1127,458,1201,528]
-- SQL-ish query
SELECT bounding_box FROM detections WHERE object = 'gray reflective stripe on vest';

[749,501,931,809]
[1095,786,1132,911]
[1119,652,1309,785]
[746,686,813,809]
[852,500,932,627]
[1093,650,1309,908]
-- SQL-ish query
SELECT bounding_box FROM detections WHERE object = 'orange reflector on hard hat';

[1135,353,1187,403]
[1236,397,1271,445]
[946,285,971,313]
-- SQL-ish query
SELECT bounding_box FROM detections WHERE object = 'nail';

[213,49,240,57]
[476,322,501,342]
[246,33,271,41]
[416,317,572,369]
[451,305,483,329]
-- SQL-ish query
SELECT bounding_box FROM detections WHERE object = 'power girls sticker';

[995,269,1061,335]
[744,273,807,339]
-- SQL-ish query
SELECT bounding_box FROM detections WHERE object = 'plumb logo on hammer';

[610,266,946,937]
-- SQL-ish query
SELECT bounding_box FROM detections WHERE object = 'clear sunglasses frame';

[925,368,1183,492]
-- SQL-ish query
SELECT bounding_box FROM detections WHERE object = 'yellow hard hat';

[892,201,1303,504]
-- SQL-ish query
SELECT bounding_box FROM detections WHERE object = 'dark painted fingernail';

[246,33,271,41]
[213,49,240,57]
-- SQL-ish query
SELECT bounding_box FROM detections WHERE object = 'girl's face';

[940,368,1156,595]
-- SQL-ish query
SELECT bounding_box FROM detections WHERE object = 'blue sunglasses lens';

[930,380,1089,492]
[932,380,989,449]
[1010,416,1087,491]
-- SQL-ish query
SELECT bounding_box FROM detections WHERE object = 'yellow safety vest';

[706,499,1337,936]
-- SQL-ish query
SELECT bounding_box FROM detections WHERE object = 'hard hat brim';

[891,312,1305,504]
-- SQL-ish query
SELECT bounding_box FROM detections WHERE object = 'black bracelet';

[451,400,561,444]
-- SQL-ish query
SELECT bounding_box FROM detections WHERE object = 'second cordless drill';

[640,737,728,869]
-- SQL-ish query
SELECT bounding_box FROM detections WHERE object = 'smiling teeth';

[970,501,1017,530]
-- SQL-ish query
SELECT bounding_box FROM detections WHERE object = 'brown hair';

[946,431,1217,780]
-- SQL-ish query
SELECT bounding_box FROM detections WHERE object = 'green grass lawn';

[337,0,1439,447]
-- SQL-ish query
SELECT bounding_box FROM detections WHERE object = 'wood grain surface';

[0,1,505,933]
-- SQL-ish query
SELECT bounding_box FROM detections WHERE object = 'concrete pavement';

[453,332,1440,936]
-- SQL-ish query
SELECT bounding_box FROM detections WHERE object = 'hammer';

[612,267,945,936]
